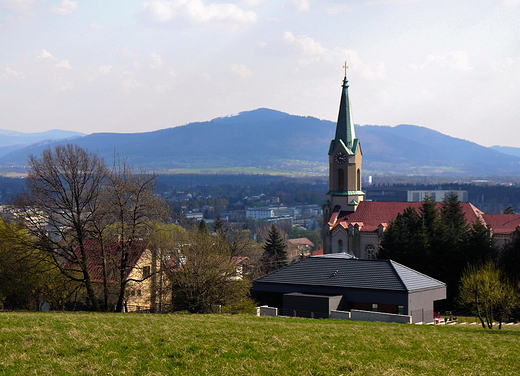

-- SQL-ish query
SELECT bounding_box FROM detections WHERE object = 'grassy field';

[1,312,519,375]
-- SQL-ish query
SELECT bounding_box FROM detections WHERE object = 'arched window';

[357,169,361,191]
[338,169,344,191]
[366,245,377,259]
[338,240,343,253]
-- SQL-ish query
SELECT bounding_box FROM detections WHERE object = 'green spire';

[328,66,358,156]
[335,75,355,150]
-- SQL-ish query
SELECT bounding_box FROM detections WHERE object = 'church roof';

[482,214,520,235]
[329,75,358,155]
[330,201,485,232]
[254,255,445,293]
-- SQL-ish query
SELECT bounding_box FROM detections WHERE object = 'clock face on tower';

[334,151,347,165]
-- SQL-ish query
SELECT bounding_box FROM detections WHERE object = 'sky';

[0,0,519,148]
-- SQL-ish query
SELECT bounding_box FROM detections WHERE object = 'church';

[322,68,520,258]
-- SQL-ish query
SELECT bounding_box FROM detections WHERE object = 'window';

[398,306,404,315]
[338,240,343,253]
[337,169,344,191]
[366,245,377,259]
[372,303,378,312]
[142,266,151,279]
[357,168,361,191]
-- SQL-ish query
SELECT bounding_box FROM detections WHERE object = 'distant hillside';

[1,109,519,176]
[491,145,520,158]
[0,129,84,158]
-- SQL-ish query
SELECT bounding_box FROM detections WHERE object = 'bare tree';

[22,144,108,311]
[104,158,167,312]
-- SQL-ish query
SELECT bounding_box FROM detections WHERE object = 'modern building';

[252,253,446,323]
[407,190,468,203]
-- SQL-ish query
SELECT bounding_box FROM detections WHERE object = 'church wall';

[359,234,381,259]
[330,228,349,254]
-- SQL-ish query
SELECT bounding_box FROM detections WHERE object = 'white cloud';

[149,53,164,69]
[98,65,113,74]
[142,0,257,24]
[51,0,78,15]
[502,0,520,6]
[326,4,352,15]
[231,64,252,78]
[55,59,72,69]
[290,0,310,12]
[284,31,326,55]
[415,51,473,71]
[35,50,73,69]
[0,0,37,14]
[2,67,24,80]
[143,1,178,22]
[90,22,102,29]
[283,32,386,79]
[37,49,54,59]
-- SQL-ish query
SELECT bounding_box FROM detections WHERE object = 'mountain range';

[1,108,519,177]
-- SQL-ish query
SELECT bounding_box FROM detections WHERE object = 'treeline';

[0,145,314,312]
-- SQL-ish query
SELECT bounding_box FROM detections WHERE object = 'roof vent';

[332,270,339,277]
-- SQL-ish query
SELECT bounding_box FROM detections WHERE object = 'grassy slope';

[1,312,519,375]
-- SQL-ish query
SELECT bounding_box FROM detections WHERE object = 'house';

[252,253,446,323]
[65,239,158,311]
[287,238,315,258]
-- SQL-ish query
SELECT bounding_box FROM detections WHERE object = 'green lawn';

[1,312,519,375]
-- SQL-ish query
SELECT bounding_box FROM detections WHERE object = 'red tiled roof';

[65,239,149,283]
[333,201,484,233]
[288,238,315,247]
[328,205,342,226]
[482,214,520,235]
[312,249,324,256]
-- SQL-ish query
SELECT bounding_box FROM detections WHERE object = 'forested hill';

[1,108,519,176]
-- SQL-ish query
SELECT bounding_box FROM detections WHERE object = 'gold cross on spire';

[343,61,348,78]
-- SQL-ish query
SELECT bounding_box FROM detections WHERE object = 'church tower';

[325,64,364,214]
[323,64,364,248]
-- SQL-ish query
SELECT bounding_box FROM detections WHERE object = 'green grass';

[1,312,519,375]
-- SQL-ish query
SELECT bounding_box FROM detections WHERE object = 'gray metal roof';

[254,256,445,292]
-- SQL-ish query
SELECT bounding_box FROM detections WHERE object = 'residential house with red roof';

[65,239,158,311]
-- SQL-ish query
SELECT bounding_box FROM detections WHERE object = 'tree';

[499,228,520,287]
[103,159,166,312]
[0,219,47,310]
[379,207,428,272]
[213,214,225,234]
[380,193,491,307]
[459,262,518,329]
[22,144,108,311]
[503,206,516,214]
[165,228,253,313]
[197,218,209,233]
[261,224,287,273]
[149,222,187,313]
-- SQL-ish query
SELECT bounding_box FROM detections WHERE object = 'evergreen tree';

[213,214,225,234]
[437,192,470,303]
[380,193,495,308]
[379,207,428,272]
[198,218,209,233]
[465,220,495,265]
[500,228,520,287]
[503,206,516,214]
[261,224,287,273]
